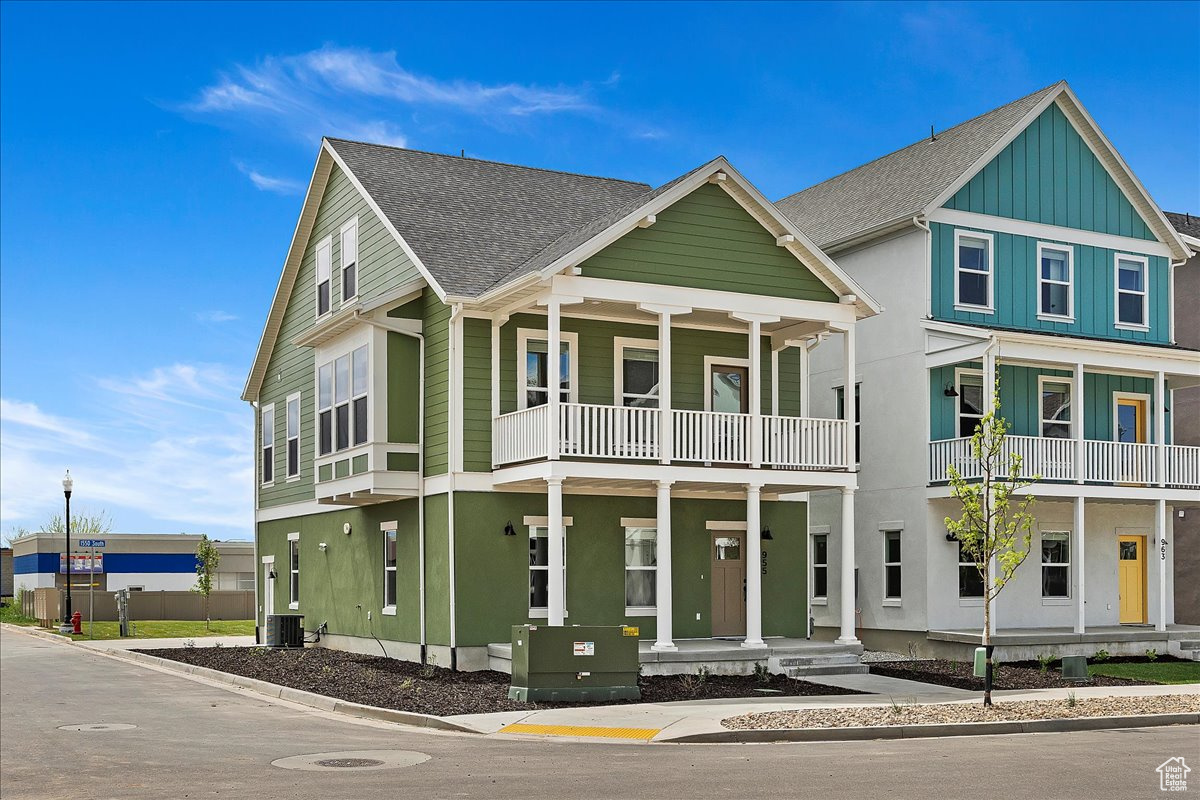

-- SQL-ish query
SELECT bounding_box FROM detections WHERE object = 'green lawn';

[1088,661,1200,685]
[0,603,38,626]
[52,619,255,641]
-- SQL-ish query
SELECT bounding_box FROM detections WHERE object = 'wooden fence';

[22,588,254,626]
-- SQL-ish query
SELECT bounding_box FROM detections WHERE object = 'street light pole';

[63,470,73,622]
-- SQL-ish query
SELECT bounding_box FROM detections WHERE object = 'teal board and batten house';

[778,81,1200,659]
[242,138,883,674]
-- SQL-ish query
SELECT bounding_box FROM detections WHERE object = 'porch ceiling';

[492,472,851,499]
[496,299,839,337]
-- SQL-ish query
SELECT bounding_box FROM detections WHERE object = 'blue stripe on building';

[13,552,198,574]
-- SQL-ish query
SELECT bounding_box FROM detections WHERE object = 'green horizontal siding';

[580,183,838,302]
[945,102,1156,240]
[422,288,451,476]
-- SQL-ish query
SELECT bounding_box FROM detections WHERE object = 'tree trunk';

[983,598,993,706]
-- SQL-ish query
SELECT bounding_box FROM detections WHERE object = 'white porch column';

[1156,498,1168,632]
[659,311,673,465]
[1155,370,1166,487]
[743,483,765,647]
[842,325,856,469]
[1073,362,1085,484]
[749,319,763,468]
[547,300,561,460]
[491,316,507,423]
[1074,497,1086,634]
[835,487,859,644]
[547,477,565,626]
[770,347,781,417]
[799,342,810,418]
[652,480,676,651]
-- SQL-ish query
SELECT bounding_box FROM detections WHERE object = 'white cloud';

[194,310,238,323]
[1,363,253,538]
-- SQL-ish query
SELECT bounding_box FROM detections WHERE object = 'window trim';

[316,343,370,457]
[834,383,861,465]
[612,336,661,408]
[957,538,984,603]
[287,532,300,610]
[339,216,359,306]
[1113,253,1150,331]
[1035,242,1075,322]
[382,525,398,613]
[527,522,571,619]
[1037,375,1073,440]
[955,368,985,439]
[260,403,275,487]
[881,525,902,606]
[1040,528,1072,603]
[622,523,658,616]
[702,355,751,412]
[315,236,332,319]
[516,328,579,410]
[953,229,995,313]
[285,393,301,480]
[810,526,829,605]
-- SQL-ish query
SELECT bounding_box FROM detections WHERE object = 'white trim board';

[929,208,1173,259]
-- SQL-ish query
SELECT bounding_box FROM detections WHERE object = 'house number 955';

[761,552,768,575]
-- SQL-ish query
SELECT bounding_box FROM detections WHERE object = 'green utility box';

[973,646,987,677]
[508,624,641,702]
[1061,655,1089,681]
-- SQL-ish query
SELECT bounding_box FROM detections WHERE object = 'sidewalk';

[75,634,257,651]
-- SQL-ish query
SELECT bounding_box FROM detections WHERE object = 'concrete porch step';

[775,653,864,667]
[1175,640,1200,650]
[786,663,870,677]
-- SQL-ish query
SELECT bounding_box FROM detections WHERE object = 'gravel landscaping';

[868,657,1154,690]
[722,694,1200,730]
[138,646,863,716]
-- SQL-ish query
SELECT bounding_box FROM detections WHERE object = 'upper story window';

[260,404,274,485]
[1040,379,1071,439]
[616,338,659,408]
[285,394,300,479]
[1115,255,1149,330]
[956,371,984,438]
[340,218,358,303]
[518,329,577,410]
[318,345,369,456]
[954,230,993,312]
[1037,243,1074,321]
[315,238,332,318]
[834,383,861,463]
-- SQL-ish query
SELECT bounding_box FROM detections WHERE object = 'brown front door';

[711,532,747,636]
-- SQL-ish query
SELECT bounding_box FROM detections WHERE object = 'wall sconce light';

[503,521,517,536]
[944,383,959,397]
[761,526,773,541]
[945,532,958,542]
[318,542,328,552]
[268,568,277,580]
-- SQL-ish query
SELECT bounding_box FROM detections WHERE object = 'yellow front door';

[1117,535,1146,624]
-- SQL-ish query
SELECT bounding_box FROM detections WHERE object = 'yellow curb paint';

[498,723,661,741]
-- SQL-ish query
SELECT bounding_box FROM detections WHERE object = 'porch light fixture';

[503,521,517,537]
[944,383,959,397]
[268,568,277,580]
[945,532,958,542]
[761,526,773,541]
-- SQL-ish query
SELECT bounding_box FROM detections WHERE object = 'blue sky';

[1,1,1196,541]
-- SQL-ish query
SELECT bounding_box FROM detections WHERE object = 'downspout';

[913,215,932,319]
[447,303,465,669]
[353,310,427,663]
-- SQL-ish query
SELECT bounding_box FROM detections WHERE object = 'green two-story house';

[244,142,880,672]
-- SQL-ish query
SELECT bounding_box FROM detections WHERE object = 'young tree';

[944,400,1039,706]
[41,510,113,538]
[193,535,221,631]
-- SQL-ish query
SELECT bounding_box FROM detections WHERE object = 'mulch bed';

[869,657,1161,690]
[136,646,863,717]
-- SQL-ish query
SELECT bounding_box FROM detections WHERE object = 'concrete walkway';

[74,634,257,651]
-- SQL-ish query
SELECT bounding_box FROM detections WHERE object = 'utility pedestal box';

[508,624,640,702]
[1061,655,1089,681]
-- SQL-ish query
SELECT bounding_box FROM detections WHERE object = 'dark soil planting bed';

[869,657,1161,691]
[137,646,864,717]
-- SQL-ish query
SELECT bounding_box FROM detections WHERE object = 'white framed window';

[340,217,358,304]
[528,524,567,617]
[958,539,984,599]
[517,329,578,410]
[810,530,829,603]
[383,527,397,609]
[317,345,369,456]
[834,383,861,463]
[955,369,985,438]
[954,230,994,312]
[1039,377,1071,439]
[1037,243,1074,321]
[287,532,300,609]
[623,525,657,613]
[1114,254,1149,330]
[614,337,660,408]
[883,530,902,603]
[285,393,301,479]
[260,404,275,486]
[1041,530,1070,599]
[315,237,332,318]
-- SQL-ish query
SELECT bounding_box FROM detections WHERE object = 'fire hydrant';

[71,611,83,635]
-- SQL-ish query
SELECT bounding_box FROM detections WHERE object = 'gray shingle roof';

[326,139,652,296]
[776,82,1063,248]
[1166,211,1200,240]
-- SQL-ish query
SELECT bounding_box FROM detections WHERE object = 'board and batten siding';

[930,222,1169,343]
[579,183,839,302]
[944,102,1156,240]
[257,164,424,508]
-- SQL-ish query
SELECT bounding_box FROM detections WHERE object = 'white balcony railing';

[928,436,1200,489]
[492,403,850,471]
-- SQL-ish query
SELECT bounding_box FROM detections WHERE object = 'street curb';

[660,712,1200,743]
[0,622,73,643]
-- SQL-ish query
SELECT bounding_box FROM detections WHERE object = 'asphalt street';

[1,628,1195,800]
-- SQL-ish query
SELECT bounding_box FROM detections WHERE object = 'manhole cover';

[315,758,385,768]
[272,750,430,772]
[58,723,137,732]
